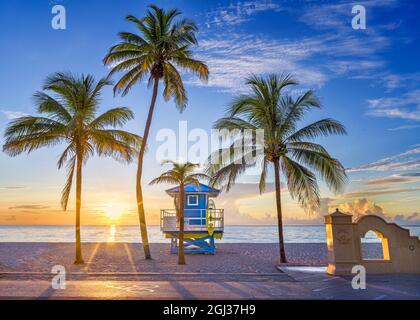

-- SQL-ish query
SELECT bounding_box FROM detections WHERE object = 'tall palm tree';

[150,161,209,265]
[206,74,347,263]
[3,72,140,264]
[103,4,209,259]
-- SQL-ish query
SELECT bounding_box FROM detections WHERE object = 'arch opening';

[360,230,390,261]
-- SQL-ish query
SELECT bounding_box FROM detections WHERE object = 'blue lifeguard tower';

[160,183,224,255]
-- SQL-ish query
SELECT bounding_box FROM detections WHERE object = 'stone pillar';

[324,209,361,275]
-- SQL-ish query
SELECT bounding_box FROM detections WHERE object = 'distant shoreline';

[1,225,419,243]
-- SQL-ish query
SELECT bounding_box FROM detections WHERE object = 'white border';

[187,195,199,206]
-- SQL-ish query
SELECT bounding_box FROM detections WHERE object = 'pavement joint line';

[322,276,341,282]
[288,275,325,281]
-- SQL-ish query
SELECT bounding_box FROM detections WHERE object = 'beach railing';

[160,209,224,233]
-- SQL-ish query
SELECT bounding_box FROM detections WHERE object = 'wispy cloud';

[204,1,281,28]
[192,31,387,92]
[367,89,420,121]
[192,34,327,92]
[1,110,29,119]
[365,172,420,185]
[348,146,420,172]
[8,205,50,210]
[342,187,420,198]
[192,0,397,93]
[0,186,27,190]
[299,0,400,31]
[217,182,277,224]
[388,124,420,131]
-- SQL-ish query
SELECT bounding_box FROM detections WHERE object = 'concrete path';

[0,273,311,300]
[0,268,419,299]
[278,266,420,300]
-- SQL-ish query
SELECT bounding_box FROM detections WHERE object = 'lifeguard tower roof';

[165,183,220,197]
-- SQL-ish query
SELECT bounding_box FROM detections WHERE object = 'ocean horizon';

[1,225,419,243]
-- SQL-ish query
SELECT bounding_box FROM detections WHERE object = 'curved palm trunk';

[136,77,159,260]
[178,184,186,265]
[74,150,84,264]
[274,158,287,263]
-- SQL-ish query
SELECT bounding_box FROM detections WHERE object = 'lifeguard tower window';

[187,195,199,206]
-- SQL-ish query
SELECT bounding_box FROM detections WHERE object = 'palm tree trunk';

[136,77,159,260]
[74,150,84,264]
[274,158,287,263]
[178,185,186,265]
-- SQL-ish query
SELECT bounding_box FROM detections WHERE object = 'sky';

[0,0,420,226]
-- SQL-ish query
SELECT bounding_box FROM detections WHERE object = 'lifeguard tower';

[160,183,224,255]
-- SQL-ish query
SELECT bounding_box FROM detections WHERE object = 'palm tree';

[150,161,209,265]
[103,4,209,260]
[206,74,347,263]
[3,72,140,264]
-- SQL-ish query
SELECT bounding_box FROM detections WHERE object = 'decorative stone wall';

[324,209,420,275]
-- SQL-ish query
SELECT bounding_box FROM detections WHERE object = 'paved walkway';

[0,268,419,299]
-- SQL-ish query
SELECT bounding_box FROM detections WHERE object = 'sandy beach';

[2,242,418,300]
[0,243,383,274]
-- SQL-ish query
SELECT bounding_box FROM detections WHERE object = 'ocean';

[0,225,419,243]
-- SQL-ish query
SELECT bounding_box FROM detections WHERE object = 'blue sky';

[0,0,420,225]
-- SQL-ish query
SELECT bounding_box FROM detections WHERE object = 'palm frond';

[281,156,320,213]
[89,129,140,163]
[286,119,347,142]
[61,156,76,211]
[89,107,134,129]
[33,92,72,123]
[259,156,269,194]
[149,175,180,186]
[289,147,347,193]
[163,63,187,111]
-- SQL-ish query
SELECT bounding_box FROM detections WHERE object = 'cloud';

[353,72,420,93]
[192,34,328,92]
[337,198,420,225]
[393,212,420,225]
[8,205,50,210]
[0,186,27,190]
[365,172,420,185]
[367,89,420,121]
[342,187,420,198]
[388,124,420,131]
[347,146,420,172]
[187,0,404,94]
[192,31,388,93]
[337,198,386,218]
[299,0,399,31]
[1,110,29,119]
[205,1,282,27]
[216,182,278,224]
[380,73,420,91]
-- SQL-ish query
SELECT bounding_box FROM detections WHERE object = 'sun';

[103,203,126,221]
